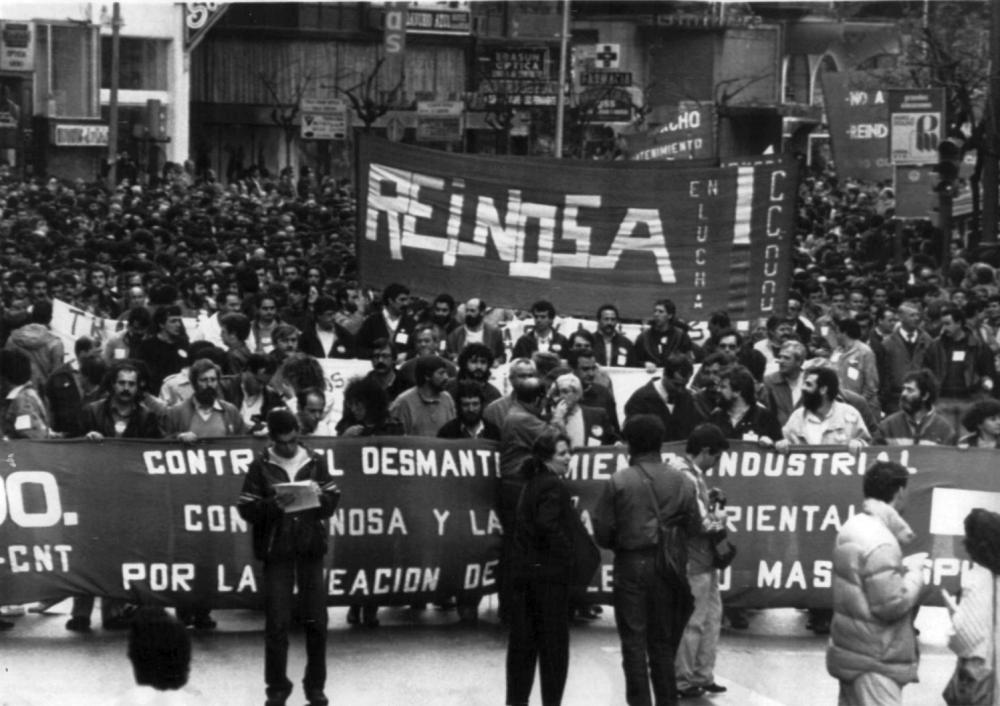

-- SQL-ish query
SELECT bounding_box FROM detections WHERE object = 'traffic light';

[933,137,963,194]
[146,99,168,140]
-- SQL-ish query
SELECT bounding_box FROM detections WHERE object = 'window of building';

[101,37,169,91]
[35,23,99,118]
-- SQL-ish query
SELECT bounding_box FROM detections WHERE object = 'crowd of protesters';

[2,156,1000,702]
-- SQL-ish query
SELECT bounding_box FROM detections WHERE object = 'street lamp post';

[106,2,121,189]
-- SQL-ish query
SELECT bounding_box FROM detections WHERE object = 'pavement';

[0,599,957,705]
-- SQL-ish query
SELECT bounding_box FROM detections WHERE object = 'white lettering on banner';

[183,504,248,533]
[469,509,503,535]
[122,562,195,591]
[143,448,254,475]
[565,451,626,481]
[432,508,450,535]
[366,163,689,283]
[0,471,63,528]
[360,446,497,477]
[340,566,440,596]
[7,544,73,573]
[329,507,408,536]
[725,503,857,533]
[758,560,833,589]
[463,560,498,589]
[218,564,257,593]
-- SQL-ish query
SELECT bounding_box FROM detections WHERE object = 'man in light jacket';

[827,460,926,705]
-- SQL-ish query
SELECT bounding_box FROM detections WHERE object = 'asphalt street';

[0,599,958,706]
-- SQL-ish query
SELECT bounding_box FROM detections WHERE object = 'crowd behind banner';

[2,151,1000,622]
[1,437,996,609]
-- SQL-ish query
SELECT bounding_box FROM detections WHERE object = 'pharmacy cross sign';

[595,44,620,69]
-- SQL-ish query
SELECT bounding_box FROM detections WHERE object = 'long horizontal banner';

[2,440,995,609]
[358,136,796,321]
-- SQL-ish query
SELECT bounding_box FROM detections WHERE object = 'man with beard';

[592,303,635,368]
[445,343,501,405]
[67,361,162,632]
[426,293,459,338]
[389,355,455,437]
[873,370,956,446]
[279,278,313,334]
[623,353,703,442]
[777,366,870,450]
[446,297,506,362]
[437,380,501,441]
[632,298,693,370]
[299,295,355,359]
[161,359,246,629]
[179,275,210,318]
[708,365,781,444]
[135,304,189,394]
[333,285,365,337]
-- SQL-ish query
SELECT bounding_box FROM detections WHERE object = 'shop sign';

[52,123,108,147]
[581,72,632,87]
[888,88,945,165]
[416,101,464,142]
[0,22,34,72]
[406,2,471,35]
[301,98,348,140]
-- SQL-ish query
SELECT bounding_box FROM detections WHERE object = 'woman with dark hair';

[336,376,403,438]
[959,399,1000,449]
[506,430,585,706]
[942,508,1000,705]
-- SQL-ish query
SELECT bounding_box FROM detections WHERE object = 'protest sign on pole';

[820,73,892,183]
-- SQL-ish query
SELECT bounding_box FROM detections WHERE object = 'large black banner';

[2,440,997,609]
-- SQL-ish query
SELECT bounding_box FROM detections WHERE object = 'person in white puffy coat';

[944,508,1000,706]
[826,460,925,706]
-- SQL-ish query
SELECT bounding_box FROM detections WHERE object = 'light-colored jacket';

[948,563,1000,705]
[827,498,923,685]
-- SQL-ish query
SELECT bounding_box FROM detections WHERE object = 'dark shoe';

[363,605,379,627]
[304,689,328,706]
[677,686,705,699]
[66,616,91,632]
[193,612,217,630]
[346,605,360,625]
[264,687,290,706]
[102,616,132,630]
[703,683,727,694]
[727,610,750,629]
[574,605,601,621]
[807,618,830,635]
[0,619,13,631]
[434,598,457,610]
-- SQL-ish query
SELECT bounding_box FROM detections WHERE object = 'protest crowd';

[2,155,1000,706]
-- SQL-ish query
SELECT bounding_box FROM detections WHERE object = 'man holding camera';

[673,424,732,699]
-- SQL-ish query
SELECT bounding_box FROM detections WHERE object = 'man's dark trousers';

[614,549,685,706]
[264,556,327,700]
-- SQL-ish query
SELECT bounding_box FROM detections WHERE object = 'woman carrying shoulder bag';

[506,430,595,706]
[943,508,1000,706]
